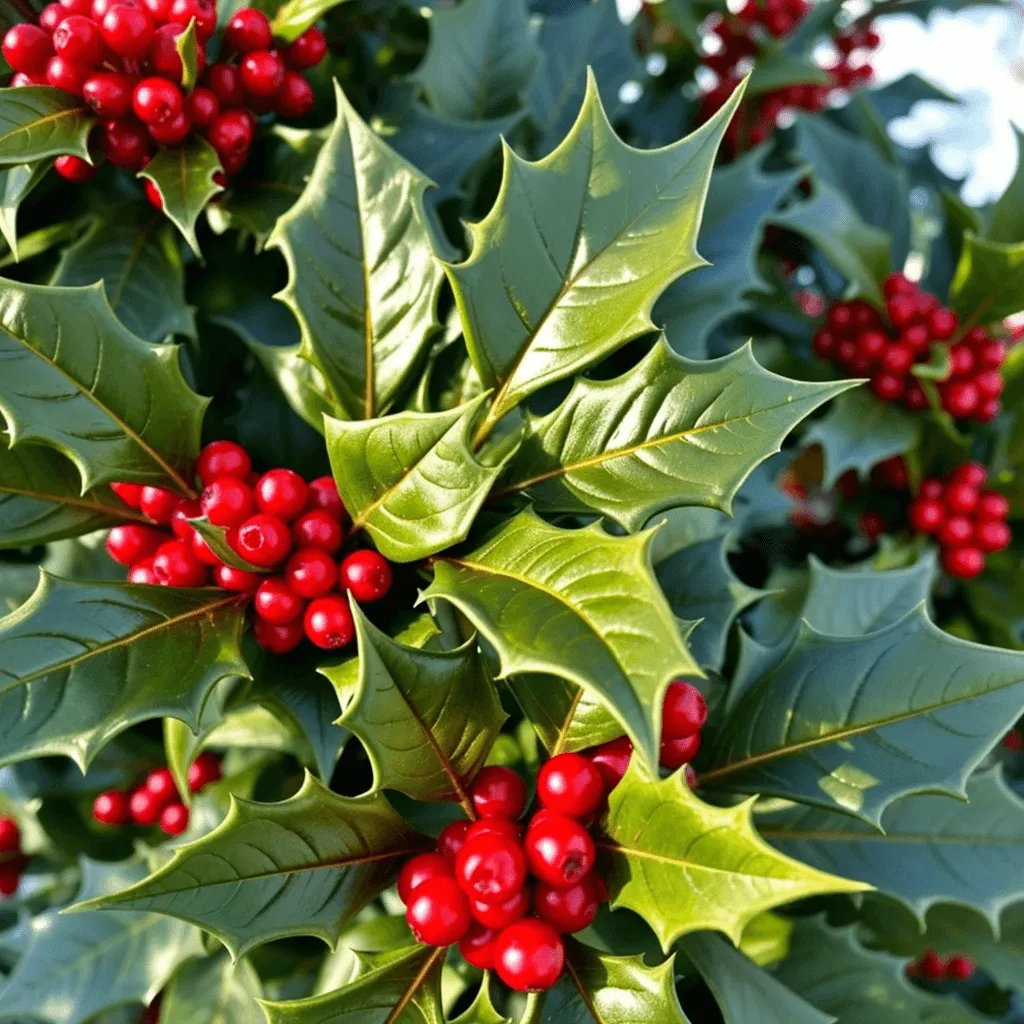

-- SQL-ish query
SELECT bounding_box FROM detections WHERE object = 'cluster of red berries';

[908,462,1010,579]
[0,818,26,899]
[104,440,395,654]
[907,951,975,983]
[813,274,1008,422]
[91,752,221,836]
[2,0,326,190]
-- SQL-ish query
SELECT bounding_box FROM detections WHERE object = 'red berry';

[201,477,255,528]
[0,818,20,852]
[406,876,472,946]
[438,820,471,862]
[252,616,304,653]
[127,558,158,584]
[233,513,293,566]
[53,15,103,65]
[170,498,201,539]
[304,595,354,649]
[398,852,453,904]
[920,477,944,500]
[292,509,342,553]
[284,548,337,599]
[92,791,130,826]
[167,0,215,38]
[456,833,528,905]
[812,329,835,360]
[869,373,906,402]
[3,24,53,73]
[929,308,958,339]
[660,731,702,770]
[188,752,221,792]
[662,680,707,738]
[184,86,219,127]
[856,330,887,363]
[941,546,985,580]
[947,345,975,378]
[54,153,98,181]
[90,0,116,19]
[871,456,909,490]
[100,117,151,170]
[904,383,929,411]
[1004,729,1024,753]
[152,539,208,586]
[46,54,91,94]
[919,950,947,982]
[307,475,344,518]
[586,736,632,791]
[149,22,199,81]
[254,577,305,624]
[537,754,604,820]
[908,498,944,534]
[880,343,913,375]
[140,485,180,523]
[887,294,918,328]
[978,341,1007,369]
[197,440,251,487]
[101,4,154,57]
[275,71,315,119]
[945,483,979,516]
[524,813,595,889]
[340,549,393,603]
[976,398,1002,423]
[459,922,498,970]
[129,787,162,826]
[191,530,222,566]
[282,26,326,69]
[143,178,162,208]
[141,0,171,21]
[470,766,527,820]
[204,62,245,108]
[213,564,260,592]
[133,76,182,125]
[946,955,975,981]
[859,511,886,541]
[466,818,524,844]
[975,369,1004,399]
[255,469,309,521]
[494,919,565,992]
[145,766,177,806]
[0,869,20,897]
[938,516,973,548]
[225,7,271,52]
[40,3,68,31]
[159,802,189,835]
[941,380,980,419]
[977,491,1009,521]
[470,888,530,929]
[105,524,165,565]
[951,462,988,488]
[535,876,600,934]
[239,49,285,97]
[976,520,1011,553]
[901,323,931,355]
[884,272,915,298]
[147,110,190,145]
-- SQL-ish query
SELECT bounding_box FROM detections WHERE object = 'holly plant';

[3,0,1024,1021]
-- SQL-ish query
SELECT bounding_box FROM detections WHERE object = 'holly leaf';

[537,939,690,1023]
[158,950,263,1024]
[0,574,248,769]
[0,858,203,1024]
[682,931,834,1024]
[705,606,1024,826]
[528,0,640,157]
[803,388,920,488]
[0,86,94,164]
[270,0,354,42]
[509,673,623,756]
[174,18,200,92]
[451,983,508,1024]
[446,74,746,443]
[600,762,866,951]
[75,777,428,956]
[759,768,1024,926]
[748,51,831,96]
[188,517,268,572]
[51,204,195,343]
[986,126,1024,245]
[0,280,207,494]
[493,339,854,531]
[138,137,223,257]
[322,602,503,809]
[269,82,444,421]
[260,944,445,1024]
[423,509,700,769]
[949,233,1024,328]
[0,161,47,259]
[415,0,538,121]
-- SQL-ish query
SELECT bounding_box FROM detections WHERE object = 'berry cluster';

[0,817,26,899]
[908,462,1011,579]
[813,274,1008,422]
[907,951,975,983]
[92,752,221,836]
[105,440,395,654]
[2,0,326,189]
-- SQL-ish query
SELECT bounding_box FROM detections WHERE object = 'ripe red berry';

[976,520,1011,553]
[255,469,309,521]
[0,868,20,897]
[152,539,209,587]
[812,329,835,360]
[197,440,251,487]
[945,483,979,516]
[46,54,90,94]
[201,477,255,528]
[0,818,21,852]
[132,76,183,125]
[908,498,945,534]
[524,813,595,889]
[951,462,988,488]
[213,564,260,592]
[928,308,958,339]
[662,680,708,738]
[941,546,985,580]
[233,513,293,566]
[978,341,1007,369]
[398,852,453,904]
[340,549,393,603]
[304,595,355,649]
[147,110,191,145]
[252,616,304,653]
[53,15,103,66]
[494,919,565,992]
[946,955,975,981]
[856,330,887,363]
[254,577,305,624]
[887,294,918,328]
[140,0,171,21]
[149,22,198,81]
[901,323,931,355]
[919,950,947,982]
[170,498,201,539]
[470,766,527,820]
[101,4,155,57]
[977,491,1009,521]
[459,922,498,970]
[239,49,285,97]
[307,475,344,518]
[275,71,315,119]
[129,787,162,826]
[111,483,143,509]
[536,754,604,820]
[938,516,974,548]
[947,345,975,379]
[127,558,158,584]
[437,820,471,863]
[976,398,1002,423]
[879,343,913,376]
[975,369,1004,399]
[191,530,222,566]
[100,117,150,169]
[159,802,189,836]
[183,86,219,127]
[282,25,326,69]
[456,833,528,905]
[869,373,906,402]
[105,524,165,565]
[586,736,632,791]
[920,477,944,500]
[941,380,980,419]
[3,24,53,73]
[884,272,915,299]
[535,876,600,934]
[292,510,342,553]
[466,818,524,844]
[225,7,271,52]
[92,791,130,826]
[204,62,245,108]
[285,547,337,599]
[167,0,215,37]
[406,876,472,946]
[40,3,68,31]
[470,888,530,929]
[145,766,177,806]
[904,383,929,411]
[140,485,180,524]
[660,732,702,770]
[188,752,221,792]
[90,0,116,19]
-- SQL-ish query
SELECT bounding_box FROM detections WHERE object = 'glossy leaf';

[323,602,503,808]
[326,395,511,562]
[158,950,263,1024]
[0,280,207,494]
[706,606,1024,825]
[509,672,623,756]
[51,204,195,343]
[447,75,746,442]
[0,86,94,164]
[600,762,866,951]
[0,161,47,259]
[175,17,200,91]
[423,509,700,769]
[269,82,444,421]
[949,232,1024,327]
[271,0,354,42]
[77,776,428,956]
[189,517,268,572]
[0,574,248,769]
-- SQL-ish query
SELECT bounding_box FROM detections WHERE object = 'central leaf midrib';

[0,481,147,522]
[597,839,804,881]
[384,946,444,1024]
[0,104,87,148]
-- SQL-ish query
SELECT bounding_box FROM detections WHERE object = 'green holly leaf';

[446,75,746,444]
[51,204,195,343]
[175,17,200,92]
[0,86,94,164]
[949,233,1024,328]
[509,672,624,756]
[260,944,445,1024]
[138,137,223,257]
[0,161,47,259]
[269,83,443,422]
[415,0,538,121]
[0,574,248,769]
[158,950,263,1024]
[705,606,1024,825]
[0,858,203,1024]
[270,0,354,42]
[0,280,207,494]
[759,768,1024,926]
[424,509,699,769]
[986,126,1024,245]
[450,979,508,1024]
[528,0,639,156]
[657,152,800,360]
[493,339,853,530]
[537,939,690,1023]
[600,762,866,951]
[76,777,428,956]
[747,51,831,96]
[682,931,833,1024]
[326,394,513,563]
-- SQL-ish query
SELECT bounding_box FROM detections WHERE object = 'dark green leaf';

[986,127,1024,244]
[0,86,94,165]
[0,161,47,259]
[158,950,263,1024]
[270,0,354,42]
[175,17,200,92]
[949,232,1024,327]
[747,51,830,96]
